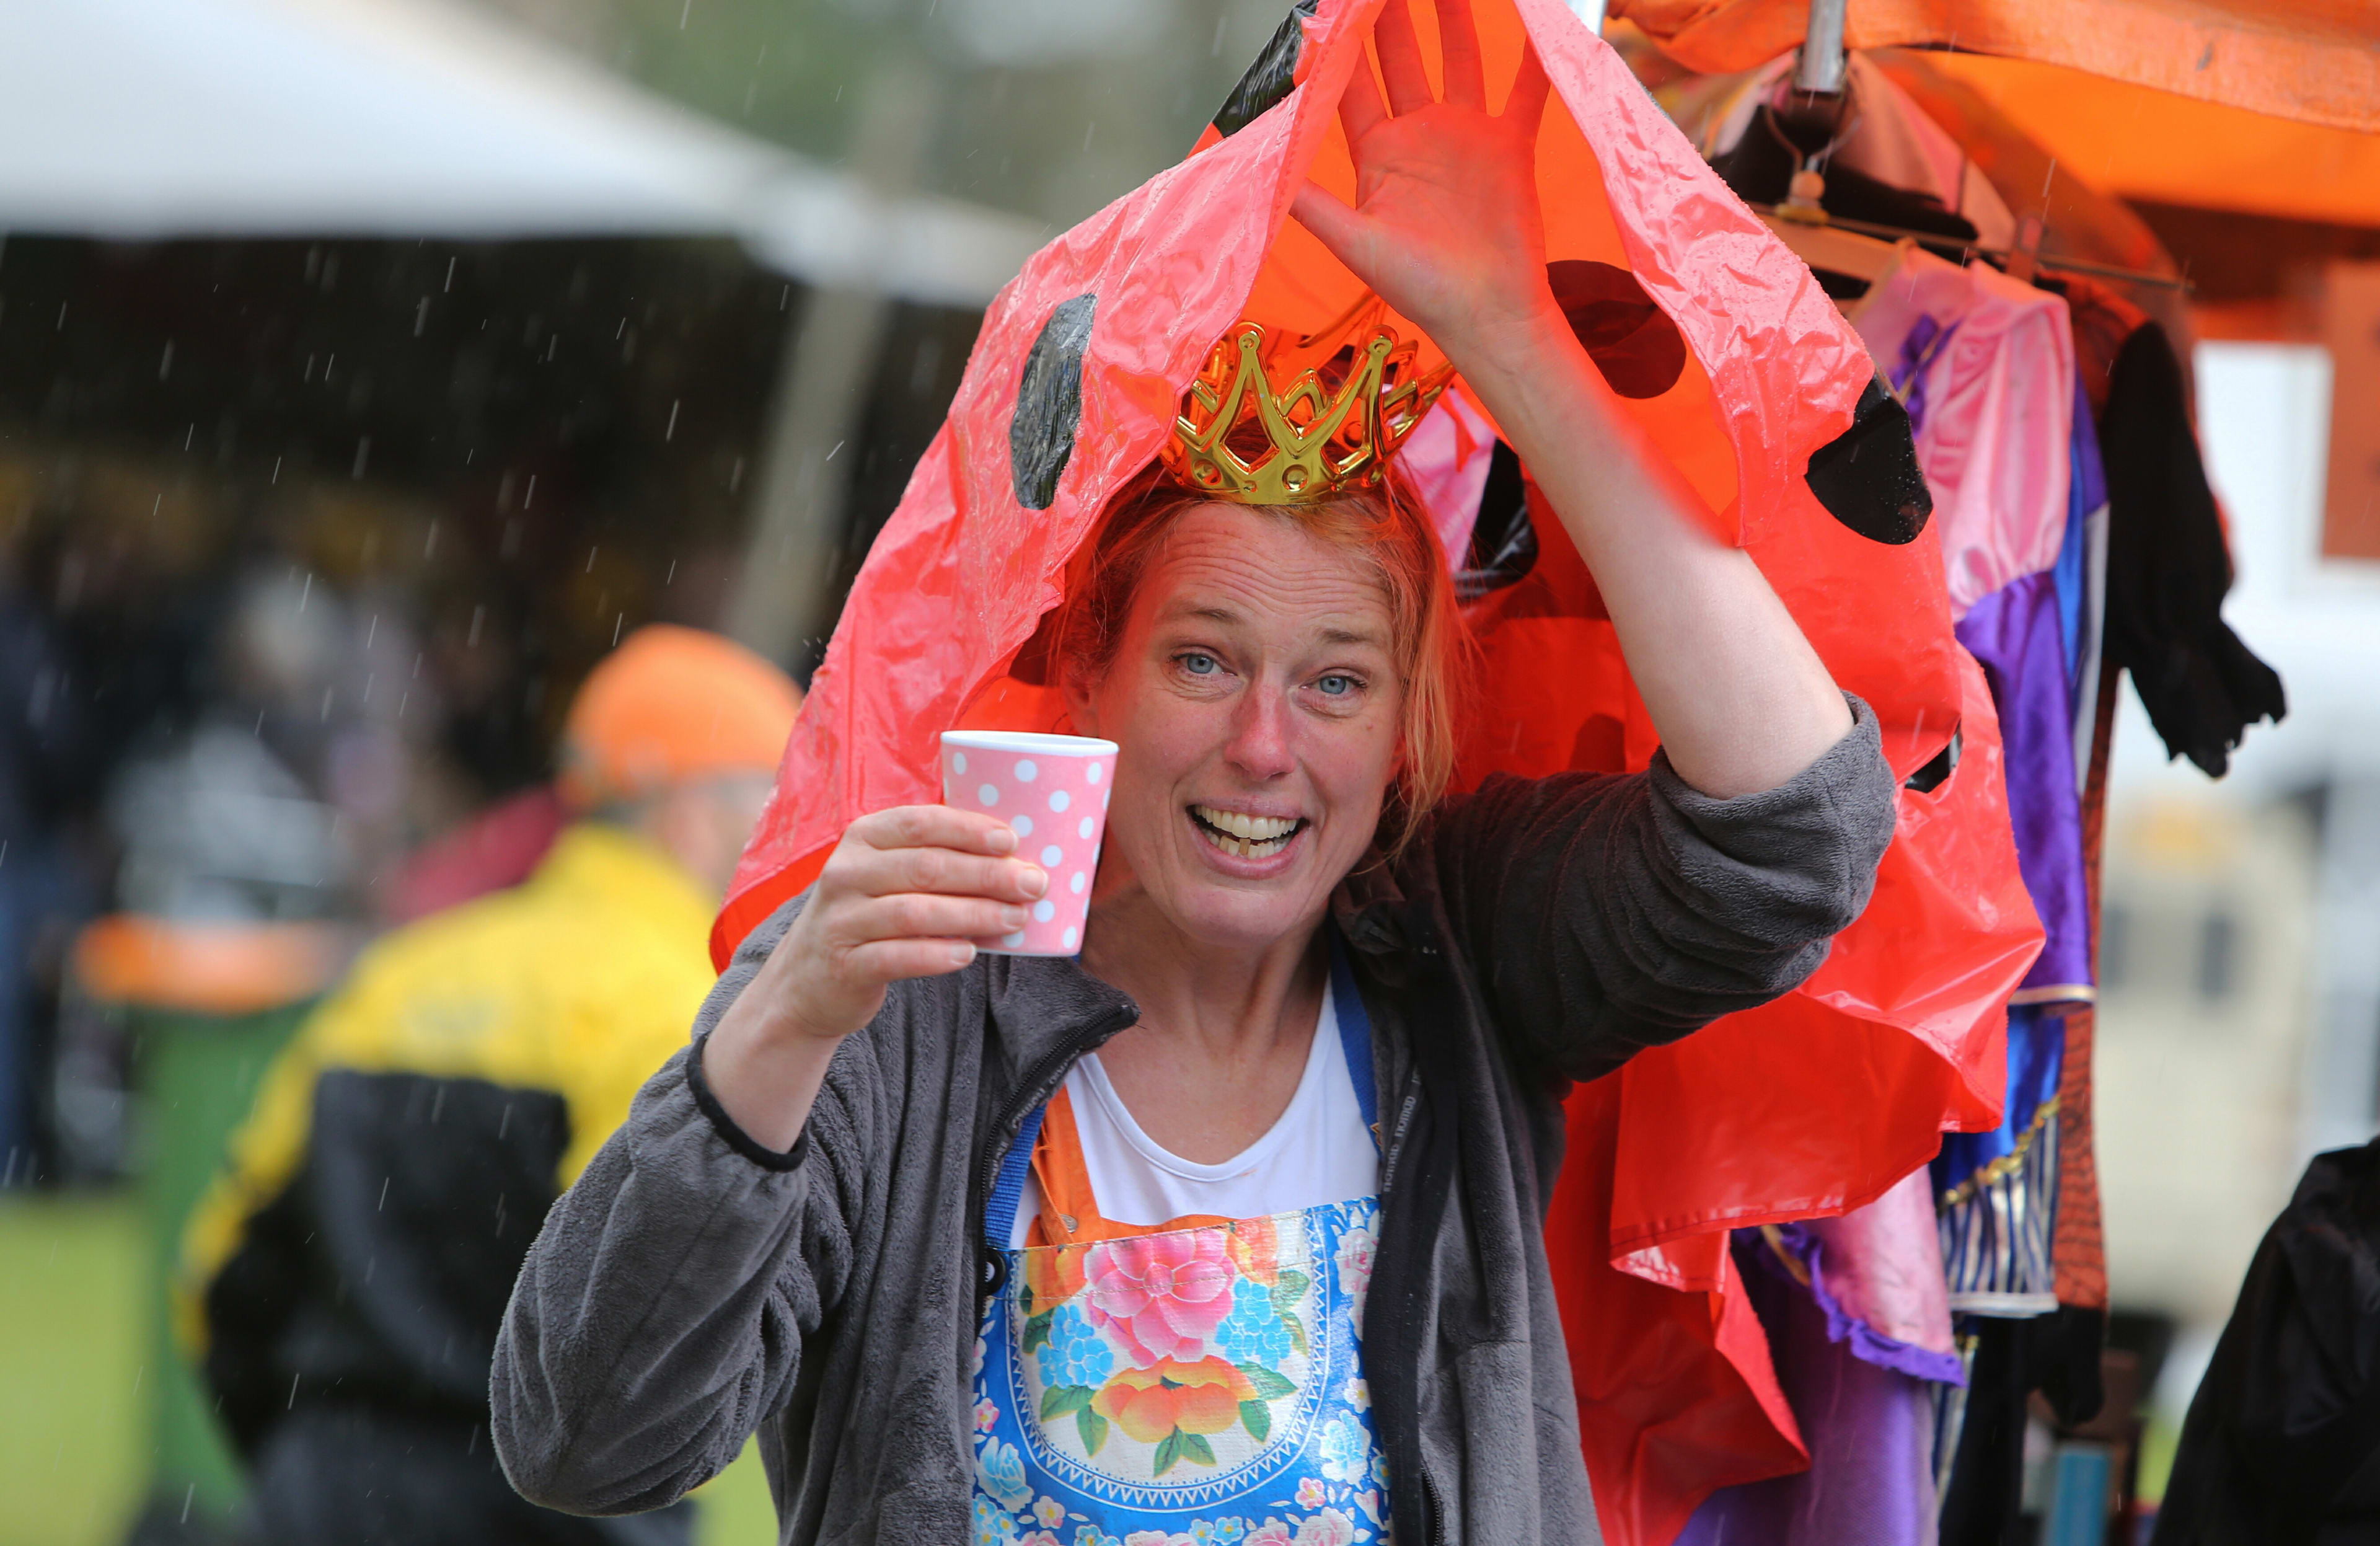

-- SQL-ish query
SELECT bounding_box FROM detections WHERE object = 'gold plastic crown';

[1163,303,1453,505]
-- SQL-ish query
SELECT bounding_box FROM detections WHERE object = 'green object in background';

[0,1195,146,1546]
[0,995,779,1546]
[695,1438,778,1545]
[133,1000,314,1531]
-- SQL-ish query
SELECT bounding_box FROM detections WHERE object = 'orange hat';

[560,625,801,805]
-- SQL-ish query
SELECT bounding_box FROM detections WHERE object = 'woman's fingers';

[1289,181,1379,278]
[837,891,1027,947]
[1337,42,1390,144]
[850,842,1045,904]
[844,937,981,983]
[1372,0,1432,116]
[847,803,1018,858]
[1434,0,1486,109]
[1503,40,1551,127]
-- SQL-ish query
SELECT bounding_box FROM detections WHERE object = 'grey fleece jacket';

[491,700,1897,1545]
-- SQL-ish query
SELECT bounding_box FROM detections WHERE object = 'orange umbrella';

[1610,0,2380,134]
[1919,51,2380,230]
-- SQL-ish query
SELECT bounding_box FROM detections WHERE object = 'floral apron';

[970,941,1393,1546]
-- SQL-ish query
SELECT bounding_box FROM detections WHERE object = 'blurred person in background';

[0,549,94,1183]
[175,624,799,1546]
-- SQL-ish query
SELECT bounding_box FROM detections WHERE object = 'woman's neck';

[1076,890,1330,1164]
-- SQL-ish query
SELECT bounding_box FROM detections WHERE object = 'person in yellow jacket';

[179,625,800,1546]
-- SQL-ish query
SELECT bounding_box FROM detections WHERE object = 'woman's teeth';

[1191,805,1302,860]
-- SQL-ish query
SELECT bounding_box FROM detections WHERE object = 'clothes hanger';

[1761,168,1903,285]
[1758,0,2191,296]
[1746,113,2192,295]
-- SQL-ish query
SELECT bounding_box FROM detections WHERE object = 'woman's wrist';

[703,978,845,1155]
[1448,307,1611,467]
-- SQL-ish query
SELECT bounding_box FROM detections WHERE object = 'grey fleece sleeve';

[491,904,853,1516]
[1430,695,1897,1084]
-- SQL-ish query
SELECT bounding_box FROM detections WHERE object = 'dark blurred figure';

[2151,1136,2380,1545]
[176,625,799,1546]
[0,556,94,1183]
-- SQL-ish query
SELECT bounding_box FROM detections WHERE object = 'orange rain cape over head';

[720,4,2042,1540]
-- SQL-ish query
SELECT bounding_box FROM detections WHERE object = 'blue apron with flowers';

[968,944,1393,1546]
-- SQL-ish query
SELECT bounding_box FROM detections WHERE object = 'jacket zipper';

[1375,1066,1422,1203]
[1368,944,1442,1546]
[971,1004,1137,1307]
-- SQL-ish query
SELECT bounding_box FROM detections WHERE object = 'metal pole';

[723,62,935,667]
[1793,0,1848,94]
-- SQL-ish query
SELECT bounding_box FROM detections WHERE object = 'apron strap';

[984,1102,1046,1259]
[1327,924,1381,1154]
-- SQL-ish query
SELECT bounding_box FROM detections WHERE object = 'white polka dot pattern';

[938,731,1113,958]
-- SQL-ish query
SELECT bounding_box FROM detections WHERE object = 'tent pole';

[1793,0,1848,94]
[725,63,936,668]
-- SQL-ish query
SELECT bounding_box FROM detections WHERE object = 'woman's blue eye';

[1317,674,1355,696]
[1181,653,1218,675]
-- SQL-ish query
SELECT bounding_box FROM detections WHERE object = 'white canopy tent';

[0,0,1041,308]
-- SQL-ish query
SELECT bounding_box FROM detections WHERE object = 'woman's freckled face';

[1067,505,1404,953]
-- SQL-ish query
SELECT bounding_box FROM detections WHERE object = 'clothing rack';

[1755,204,2195,293]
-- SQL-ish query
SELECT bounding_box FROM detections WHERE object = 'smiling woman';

[491,5,1899,1544]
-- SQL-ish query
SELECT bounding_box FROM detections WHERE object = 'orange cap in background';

[560,624,801,806]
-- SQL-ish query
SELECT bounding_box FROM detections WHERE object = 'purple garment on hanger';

[1957,570,2092,1002]
[1675,1234,1939,1546]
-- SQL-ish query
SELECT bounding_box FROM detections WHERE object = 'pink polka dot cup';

[940,730,1117,957]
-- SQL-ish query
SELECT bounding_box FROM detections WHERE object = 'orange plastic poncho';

[716,3,2040,1541]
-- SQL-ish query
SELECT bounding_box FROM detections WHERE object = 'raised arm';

[1291,0,1853,798]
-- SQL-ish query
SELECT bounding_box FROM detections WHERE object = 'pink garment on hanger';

[1853,245,2074,617]
[1805,1165,1957,1358]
